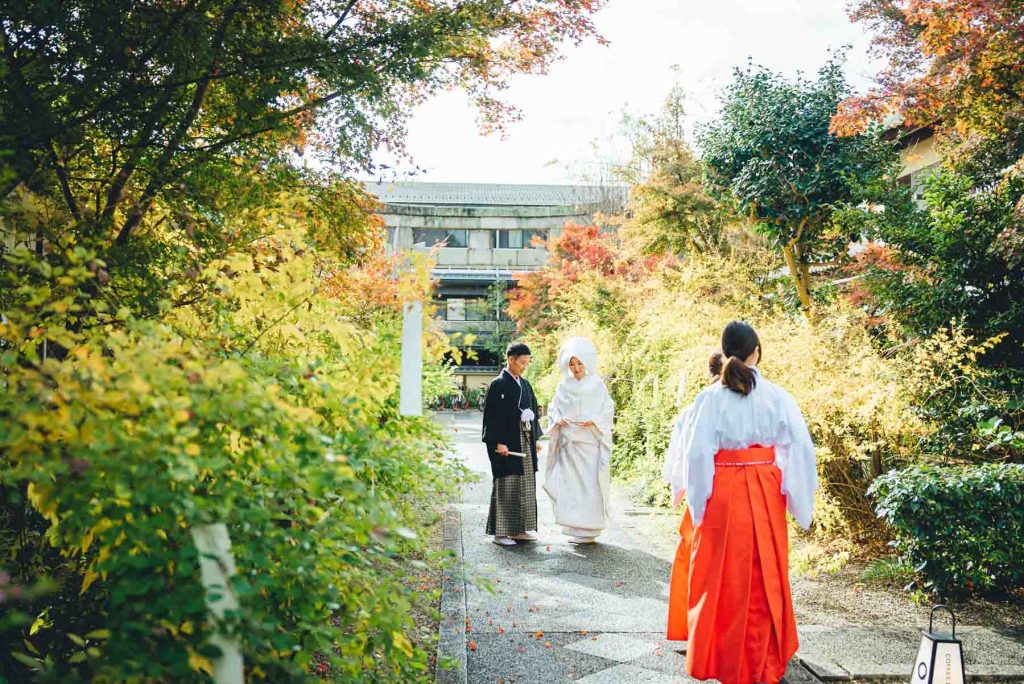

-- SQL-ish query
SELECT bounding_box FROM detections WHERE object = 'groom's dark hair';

[506,342,531,359]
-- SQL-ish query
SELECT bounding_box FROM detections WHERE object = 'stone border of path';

[437,505,468,684]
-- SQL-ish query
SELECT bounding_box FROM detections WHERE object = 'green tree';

[0,0,603,316]
[477,280,518,359]
[697,55,899,309]
[862,170,1024,367]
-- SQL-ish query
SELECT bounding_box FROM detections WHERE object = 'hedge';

[868,463,1024,597]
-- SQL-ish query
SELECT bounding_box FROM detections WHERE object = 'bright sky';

[367,0,883,185]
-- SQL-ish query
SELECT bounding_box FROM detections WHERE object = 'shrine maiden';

[662,321,817,684]
[543,337,614,544]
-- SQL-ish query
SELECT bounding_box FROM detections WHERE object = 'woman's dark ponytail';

[721,355,757,396]
[718,321,761,396]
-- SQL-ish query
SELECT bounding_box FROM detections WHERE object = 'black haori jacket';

[481,370,543,478]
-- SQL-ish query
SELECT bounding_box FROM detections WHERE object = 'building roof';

[881,114,938,147]
[364,181,626,208]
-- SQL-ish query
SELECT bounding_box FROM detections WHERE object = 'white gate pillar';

[399,300,423,416]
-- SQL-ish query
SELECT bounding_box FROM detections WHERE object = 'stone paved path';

[435,411,1024,684]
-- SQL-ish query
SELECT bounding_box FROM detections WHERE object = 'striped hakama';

[486,423,538,537]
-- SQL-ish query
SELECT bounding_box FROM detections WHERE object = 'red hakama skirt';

[667,446,798,684]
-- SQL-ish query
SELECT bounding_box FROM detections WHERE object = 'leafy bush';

[0,226,463,682]
[869,463,1024,597]
[856,170,1024,368]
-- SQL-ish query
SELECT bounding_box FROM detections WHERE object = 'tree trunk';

[797,246,813,303]
[782,241,812,310]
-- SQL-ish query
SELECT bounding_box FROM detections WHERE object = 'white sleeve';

[774,391,818,529]
[662,392,719,526]
[592,386,615,465]
[546,388,562,426]
[661,408,690,484]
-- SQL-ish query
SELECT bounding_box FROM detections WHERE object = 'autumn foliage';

[832,0,1024,175]
[507,223,663,332]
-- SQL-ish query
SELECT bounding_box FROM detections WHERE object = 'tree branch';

[114,2,245,246]
[325,0,358,40]
[48,145,81,222]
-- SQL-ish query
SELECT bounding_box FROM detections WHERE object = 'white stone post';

[399,300,423,416]
[191,523,243,684]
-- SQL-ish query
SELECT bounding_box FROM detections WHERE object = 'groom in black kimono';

[482,342,543,546]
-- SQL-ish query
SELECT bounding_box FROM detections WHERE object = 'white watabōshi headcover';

[558,337,599,381]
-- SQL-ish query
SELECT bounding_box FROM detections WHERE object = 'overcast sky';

[365,0,883,186]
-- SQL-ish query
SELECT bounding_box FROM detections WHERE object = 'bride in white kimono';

[543,337,614,544]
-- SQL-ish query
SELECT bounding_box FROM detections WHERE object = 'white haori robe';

[661,367,818,529]
[543,338,614,538]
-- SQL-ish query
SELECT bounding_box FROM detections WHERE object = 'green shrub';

[869,463,1024,597]
[0,230,463,682]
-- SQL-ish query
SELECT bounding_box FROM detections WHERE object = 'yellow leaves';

[396,250,436,303]
[81,566,101,595]
[48,299,69,314]
[391,631,414,658]
[185,443,201,457]
[188,649,215,675]
[80,518,114,554]
[27,482,58,525]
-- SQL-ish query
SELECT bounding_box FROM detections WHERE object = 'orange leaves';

[836,0,1024,141]
[507,222,661,334]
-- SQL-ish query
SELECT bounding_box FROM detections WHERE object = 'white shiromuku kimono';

[543,337,614,541]
[661,367,818,529]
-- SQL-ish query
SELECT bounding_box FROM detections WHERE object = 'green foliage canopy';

[0,0,603,314]
[697,54,901,308]
[860,170,1024,368]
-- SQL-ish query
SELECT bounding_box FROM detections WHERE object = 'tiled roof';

[364,181,626,207]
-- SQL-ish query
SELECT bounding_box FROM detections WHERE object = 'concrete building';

[366,182,627,390]
[888,122,942,203]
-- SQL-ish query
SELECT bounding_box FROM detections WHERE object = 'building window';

[446,298,466,321]
[413,229,468,248]
[493,229,546,249]
[909,163,941,202]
